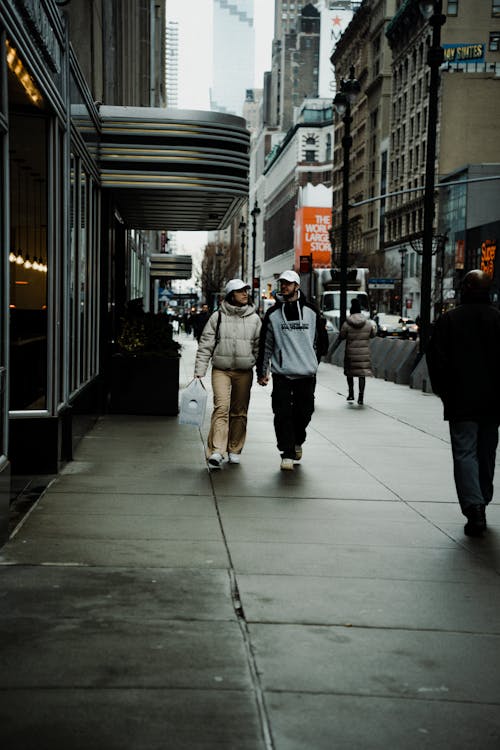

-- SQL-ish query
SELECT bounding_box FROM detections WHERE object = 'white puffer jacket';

[194,300,262,377]
[340,313,376,377]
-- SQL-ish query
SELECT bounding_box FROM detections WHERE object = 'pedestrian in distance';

[182,309,192,335]
[340,298,376,405]
[194,279,262,469]
[256,269,329,471]
[427,269,500,537]
[192,303,210,342]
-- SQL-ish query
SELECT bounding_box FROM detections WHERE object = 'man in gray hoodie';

[257,270,328,471]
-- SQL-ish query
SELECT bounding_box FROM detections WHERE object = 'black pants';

[271,374,316,458]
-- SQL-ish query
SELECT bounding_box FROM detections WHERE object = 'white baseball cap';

[278,270,300,285]
[225,279,251,295]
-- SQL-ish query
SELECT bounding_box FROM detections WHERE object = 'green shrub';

[117,309,181,358]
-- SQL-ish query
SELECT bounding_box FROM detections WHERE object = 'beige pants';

[207,368,253,457]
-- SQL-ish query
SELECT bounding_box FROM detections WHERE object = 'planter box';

[109,354,180,415]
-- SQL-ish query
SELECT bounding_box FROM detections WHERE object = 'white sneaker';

[294,445,303,461]
[208,452,223,469]
[228,453,241,464]
[280,457,294,471]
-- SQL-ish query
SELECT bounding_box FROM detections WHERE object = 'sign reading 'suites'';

[294,207,332,269]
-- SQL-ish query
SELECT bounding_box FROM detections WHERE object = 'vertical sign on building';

[480,239,496,277]
[318,3,354,97]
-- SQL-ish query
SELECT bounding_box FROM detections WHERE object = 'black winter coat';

[426,301,500,422]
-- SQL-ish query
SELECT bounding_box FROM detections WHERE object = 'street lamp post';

[332,64,360,328]
[399,246,408,318]
[239,216,247,280]
[418,0,446,354]
[250,200,261,303]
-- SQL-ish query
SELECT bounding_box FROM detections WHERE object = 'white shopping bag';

[178,378,208,427]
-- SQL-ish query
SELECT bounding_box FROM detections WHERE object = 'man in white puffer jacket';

[194,279,261,469]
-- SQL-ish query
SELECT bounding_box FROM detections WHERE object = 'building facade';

[258,99,334,296]
[0,0,249,542]
[385,0,500,316]
[327,0,500,316]
[274,0,321,38]
[269,3,322,132]
[64,0,166,107]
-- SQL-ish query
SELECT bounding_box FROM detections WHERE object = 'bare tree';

[199,241,240,309]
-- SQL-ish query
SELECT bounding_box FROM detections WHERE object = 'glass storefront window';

[8,113,48,411]
[68,66,101,397]
[79,170,87,382]
[68,154,100,396]
[69,155,77,392]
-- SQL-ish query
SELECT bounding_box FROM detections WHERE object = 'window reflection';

[9,114,48,410]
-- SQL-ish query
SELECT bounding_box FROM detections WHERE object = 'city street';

[1,333,499,749]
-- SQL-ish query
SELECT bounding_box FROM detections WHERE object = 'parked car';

[374,313,404,337]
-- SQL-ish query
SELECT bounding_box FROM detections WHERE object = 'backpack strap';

[214,310,222,349]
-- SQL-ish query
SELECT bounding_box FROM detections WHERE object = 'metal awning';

[99,106,250,231]
[149,254,192,279]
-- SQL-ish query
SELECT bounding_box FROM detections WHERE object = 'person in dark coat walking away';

[256,270,329,471]
[427,269,500,537]
[192,304,210,342]
[340,298,376,405]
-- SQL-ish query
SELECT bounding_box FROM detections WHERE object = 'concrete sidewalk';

[1,333,500,749]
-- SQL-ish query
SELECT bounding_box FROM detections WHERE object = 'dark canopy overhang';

[99,106,250,231]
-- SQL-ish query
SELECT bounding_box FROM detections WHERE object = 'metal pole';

[251,216,256,303]
[419,0,445,354]
[239,220,246,280]
[340,103,352,329]
[242,234,245,280]
[440,240,445,313]
[400,250,405,319]
[251,201,260,304]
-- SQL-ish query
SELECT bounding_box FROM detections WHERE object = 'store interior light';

[5,40,43,107]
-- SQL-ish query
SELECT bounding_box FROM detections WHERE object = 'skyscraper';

[211,0,255,116]
[166,19,179,107]
[274,0,320,38]
[268,3,322,132]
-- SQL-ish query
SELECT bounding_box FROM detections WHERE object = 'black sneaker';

[464,505,486,537]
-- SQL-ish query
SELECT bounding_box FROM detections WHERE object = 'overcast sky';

[167,0,274,270]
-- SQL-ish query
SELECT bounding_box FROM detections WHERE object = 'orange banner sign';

[294,206,332,269]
